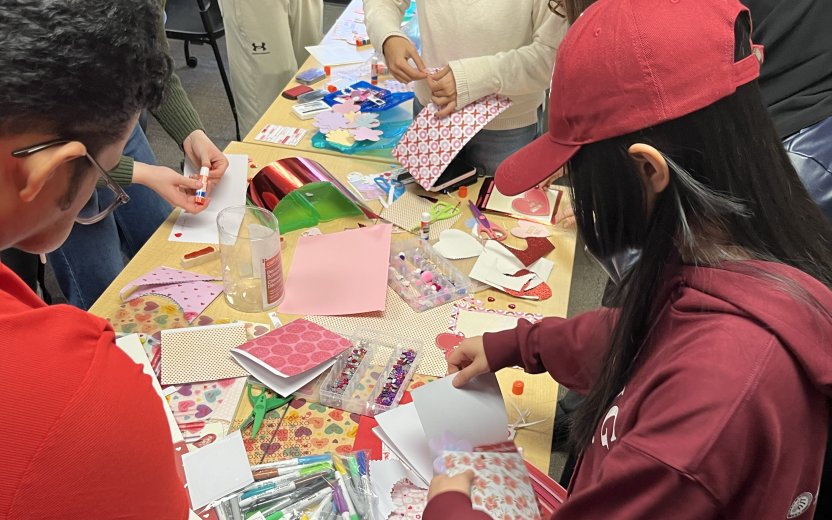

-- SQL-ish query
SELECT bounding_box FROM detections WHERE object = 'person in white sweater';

[364,0,567,176]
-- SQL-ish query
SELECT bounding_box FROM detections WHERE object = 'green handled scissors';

[410,200,461,231]
[239,385,293,438]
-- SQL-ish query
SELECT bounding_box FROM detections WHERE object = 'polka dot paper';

[393,95,511,191]
[232,319,352,377]
[120,266,222,323]
[161,322,249,385]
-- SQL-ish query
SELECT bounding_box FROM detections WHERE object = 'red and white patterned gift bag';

[393,95,511,190]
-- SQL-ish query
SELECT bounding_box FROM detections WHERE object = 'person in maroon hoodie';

[424,0,832,518]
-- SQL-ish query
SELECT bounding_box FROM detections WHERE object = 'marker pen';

[194,166,209,206]
[254,454,331,470]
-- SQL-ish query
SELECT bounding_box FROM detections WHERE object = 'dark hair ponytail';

[566,17,832,449]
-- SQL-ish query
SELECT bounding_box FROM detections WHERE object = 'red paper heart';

[511,188,549,216]
[435,333,465,355]
[174,232,183,238]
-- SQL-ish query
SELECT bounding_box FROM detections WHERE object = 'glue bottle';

[420,212,431,241]
[371,55,379,86]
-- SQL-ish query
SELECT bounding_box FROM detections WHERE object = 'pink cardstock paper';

[120,266,223,323]
[232,319,352,377]
[278,224,392,315]
[393,95,511,191]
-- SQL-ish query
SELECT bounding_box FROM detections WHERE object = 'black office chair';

[165,0,241,140]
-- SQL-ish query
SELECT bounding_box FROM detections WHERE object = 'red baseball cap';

[495,0,762,196]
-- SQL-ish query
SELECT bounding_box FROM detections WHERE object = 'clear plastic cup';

[217,206,284,312]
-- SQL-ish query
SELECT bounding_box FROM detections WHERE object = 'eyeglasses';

[548,0,566,18]
[11,139,130,225]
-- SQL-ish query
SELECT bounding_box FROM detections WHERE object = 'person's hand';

[382,36,427,83]
[429,66,457,118]
[555,202,576,228]
[446,336,490,388]
[427,470,476,501]
[183,129,228,191]
[536,168,575,227]
[133,162,210,214]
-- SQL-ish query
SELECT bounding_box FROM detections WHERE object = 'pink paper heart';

[178,400,195,412]
[435,333,465,355]
[510,221,552,239]
[511,189,550,217]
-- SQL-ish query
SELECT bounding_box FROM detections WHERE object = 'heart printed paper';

[394,95,511,190]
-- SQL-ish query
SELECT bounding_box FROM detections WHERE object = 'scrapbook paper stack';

[370,374,542,519]
[120,266,223,323]
[231,319,353,396]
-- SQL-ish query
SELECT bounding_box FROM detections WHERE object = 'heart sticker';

[433,229,484,260]
[511,189,550,217]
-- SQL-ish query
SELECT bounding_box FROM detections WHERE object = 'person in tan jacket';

[364,0,566,176]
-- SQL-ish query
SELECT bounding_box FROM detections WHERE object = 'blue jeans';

[783,115,832,221]
[413,99,538,177]
[48,124,172,309]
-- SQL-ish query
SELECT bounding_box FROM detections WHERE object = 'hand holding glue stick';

[194,165,210,206]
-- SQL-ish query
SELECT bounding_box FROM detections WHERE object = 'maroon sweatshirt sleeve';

[483,308,616,393]
[423,491,492,520]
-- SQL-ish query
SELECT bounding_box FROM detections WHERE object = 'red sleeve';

[552,443,718,519]
[483,308,616,393]
[423,491,492,520]
[6,316,189,519]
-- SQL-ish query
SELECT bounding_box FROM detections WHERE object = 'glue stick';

[371,55,379,86]
[420,212,430,241]
[194,166,209,206]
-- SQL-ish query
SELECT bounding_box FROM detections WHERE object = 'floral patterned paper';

[442,442,542,520]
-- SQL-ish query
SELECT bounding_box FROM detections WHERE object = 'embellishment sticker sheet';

[394,95,511,190]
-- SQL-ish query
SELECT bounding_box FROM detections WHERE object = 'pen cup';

[217,205,284,313]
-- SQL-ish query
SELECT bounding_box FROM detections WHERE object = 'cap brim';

[495,133,580,196]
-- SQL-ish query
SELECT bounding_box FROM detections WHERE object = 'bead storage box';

[389,238,472,312]
[319,329,423,416]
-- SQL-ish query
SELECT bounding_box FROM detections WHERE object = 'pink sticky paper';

[121,267,223,323]
[393,95,511,191]
[234,319,352,376]
[279,224,392,315]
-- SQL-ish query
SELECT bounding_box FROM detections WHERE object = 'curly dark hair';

[0,0,172,154]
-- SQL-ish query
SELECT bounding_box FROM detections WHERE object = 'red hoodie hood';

[678,260,832,398]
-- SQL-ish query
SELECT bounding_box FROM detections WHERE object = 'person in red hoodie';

[424,0,832,518]
[0,1,190,518]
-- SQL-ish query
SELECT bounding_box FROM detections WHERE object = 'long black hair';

[566,16,832,449]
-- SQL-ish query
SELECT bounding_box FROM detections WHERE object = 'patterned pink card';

[232,319,352,376]
[120,267,223,323]
[441,442,542,520]
[393,95,511,190]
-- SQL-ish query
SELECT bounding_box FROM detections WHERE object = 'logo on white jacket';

[787,492,813,518]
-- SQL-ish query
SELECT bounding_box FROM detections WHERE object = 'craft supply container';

[319,329,422,416]
[388,238,472,311]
